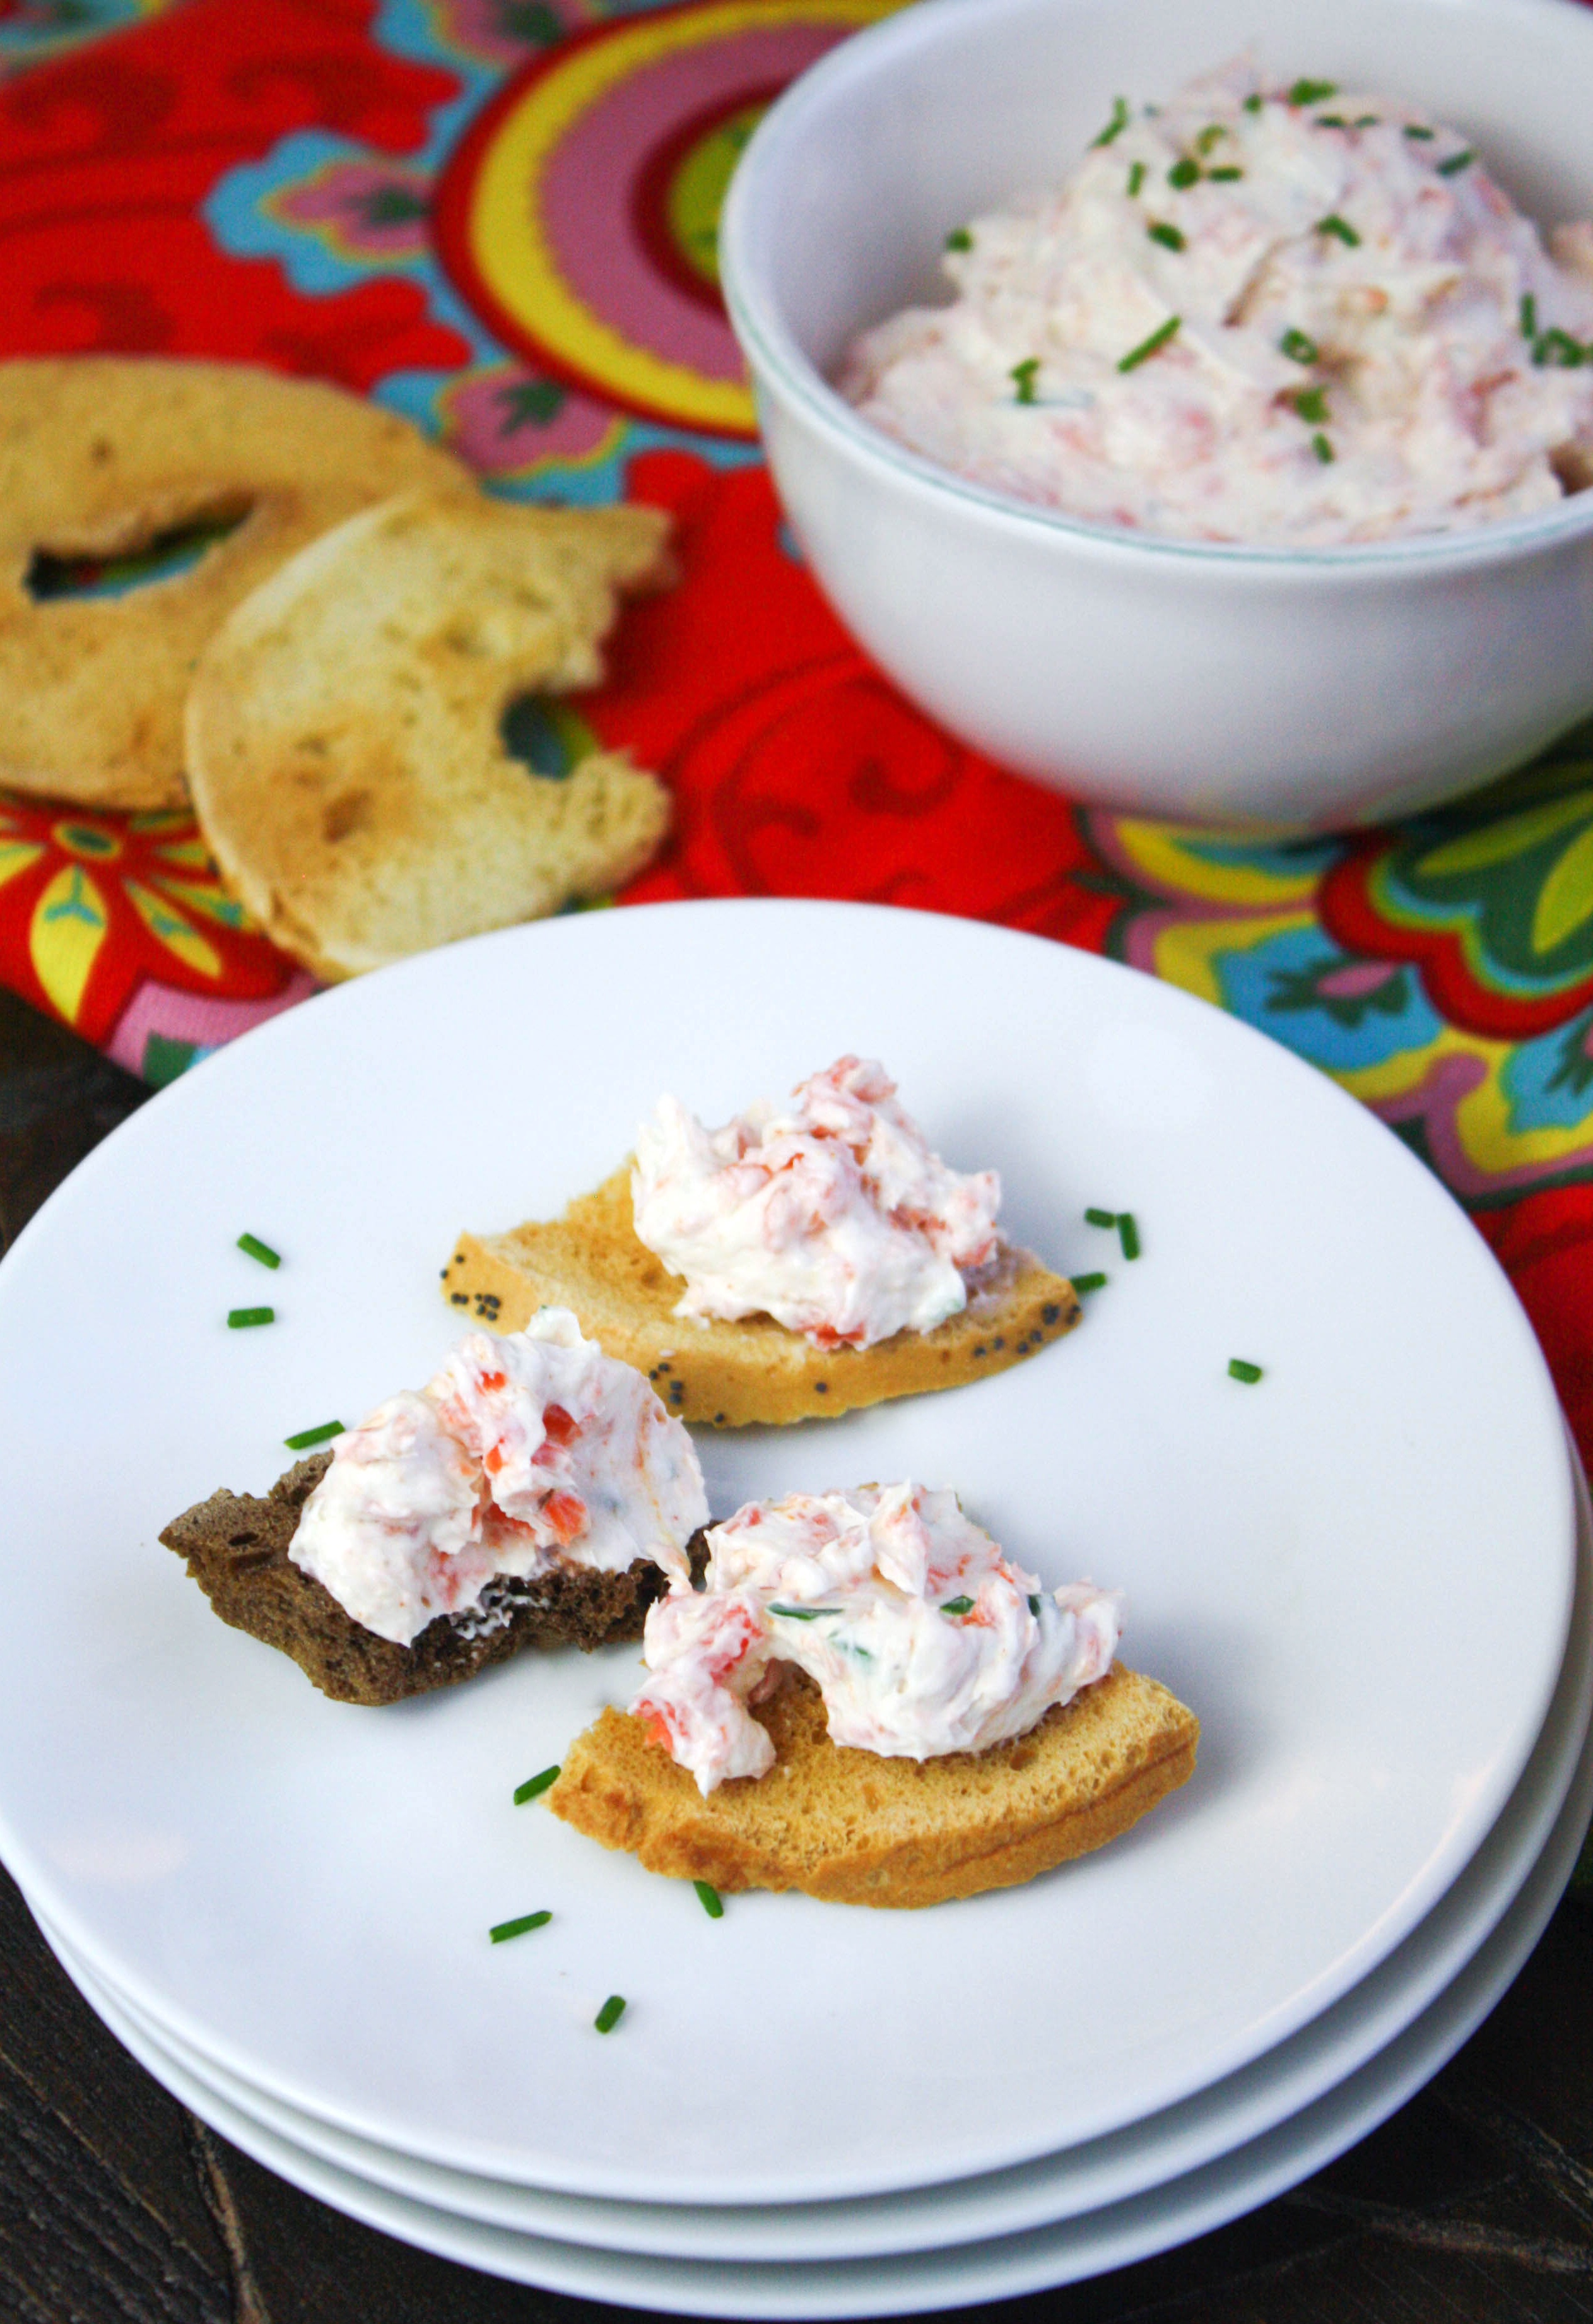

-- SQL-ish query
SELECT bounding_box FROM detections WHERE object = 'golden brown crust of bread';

[548,1663,1198,1908]
[160,1452,690,1705]
[0,358,469,809]
[441,1167,1083,1426]
[184,490,674,979]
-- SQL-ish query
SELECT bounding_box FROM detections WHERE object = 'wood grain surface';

[2,985,1589,2323]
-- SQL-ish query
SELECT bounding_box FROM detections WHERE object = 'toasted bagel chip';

[550,1663,1199,1908]
[0,359,469,809]
[444,1167,1083,1426]
[184,490,674,980]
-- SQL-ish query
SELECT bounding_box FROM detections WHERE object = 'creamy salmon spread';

[633,1484,1121,1795]
[839,57,1593,545]
[290,1309,708,1646]
[630,1056,1001,1350]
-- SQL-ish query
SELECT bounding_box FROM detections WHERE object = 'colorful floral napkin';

[1,0,1590,1491]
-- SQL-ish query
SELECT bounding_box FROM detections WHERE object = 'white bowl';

[720,0,1593,827]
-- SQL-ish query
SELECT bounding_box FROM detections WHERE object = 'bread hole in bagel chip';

[25,493,255,601]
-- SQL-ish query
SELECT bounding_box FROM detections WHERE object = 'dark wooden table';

[3,983,1590,2324]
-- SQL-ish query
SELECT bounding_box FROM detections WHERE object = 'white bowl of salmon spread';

[719,0,1593,827]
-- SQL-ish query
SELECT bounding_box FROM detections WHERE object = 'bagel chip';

[550,1664,1199,1908]
[184,490,675,979]
[0,359,469,809]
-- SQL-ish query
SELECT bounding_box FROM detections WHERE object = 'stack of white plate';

[0,901,1585,2318]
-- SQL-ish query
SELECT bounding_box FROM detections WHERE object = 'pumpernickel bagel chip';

[184,489,674,980]
[0,359,470,810]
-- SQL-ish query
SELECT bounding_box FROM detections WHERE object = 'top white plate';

[0,900,1573,2205]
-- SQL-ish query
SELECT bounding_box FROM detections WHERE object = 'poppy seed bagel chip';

[442,1165,1084,1425]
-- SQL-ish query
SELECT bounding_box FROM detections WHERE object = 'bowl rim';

[719,0,1593,575]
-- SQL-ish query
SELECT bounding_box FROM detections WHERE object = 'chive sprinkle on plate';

[1085,1206,1117,1228]
[236,1232,280,1270]
[514,1764,560,1805]
[594,1994,627,2033]
[694,1880,724,1920]
[284,1420,343,1451]
[1228,1358,1264,1384]
[1072,1271,1108,1294]
[490,1910,551,1944]
[227,1307,274,1330]
[1117,1212,1141,1261]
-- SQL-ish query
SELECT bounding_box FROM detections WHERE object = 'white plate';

[45,1721,1593,2317]
[0,900,1574,2203]
[40,1450,1592,2264]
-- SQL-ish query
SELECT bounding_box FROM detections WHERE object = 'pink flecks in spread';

[631,1054,1001,1348]
[289,1309,708,1644]
[634,1484,1122,1794]
[841,57,1593,545]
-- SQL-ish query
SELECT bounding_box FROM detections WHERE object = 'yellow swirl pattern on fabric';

[466,0,898,434]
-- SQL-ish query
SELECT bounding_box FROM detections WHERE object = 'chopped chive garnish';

[1317,213,1360,246]
[1354,114,1380,127]
[1072,1270,1108,1293]
[1146,221,1185,252]
[1288,78,1337,106]
[1028,1595,1042,1616]
[1194,124,1226,155]
[769,1603,838,1620]
[1092,95,1130,148]
[693,1880,724,1919]
[1292,386,1329,422]
[594,1994,626,2033]
[1085,1206,1117,1228]
[1208,166,1243,181]
[1520,293,1537,340]
[490,1910,551,1944]
[1436,149,1474,177]
[940,1596,975,1617]
[514,1764,560,1804]
[1118,314,1180,371]
[1403,124,1435,139]
[227,1307,274,1329]
[1280,328,1319,363]
[1312,431,1335,463]
[1127,160,1145,196]
[1167,156,1199,189]
[285,1420,343,1451]
[1117,1212,1141,1261]
[1537,329,1588,367]
[1010,356,1041,404]
[1314,114,1348,129]
[1228,1358,1264,1383]
[237,1232,280,1270]
[1243,93,1264,113]
[945,226,972,251]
